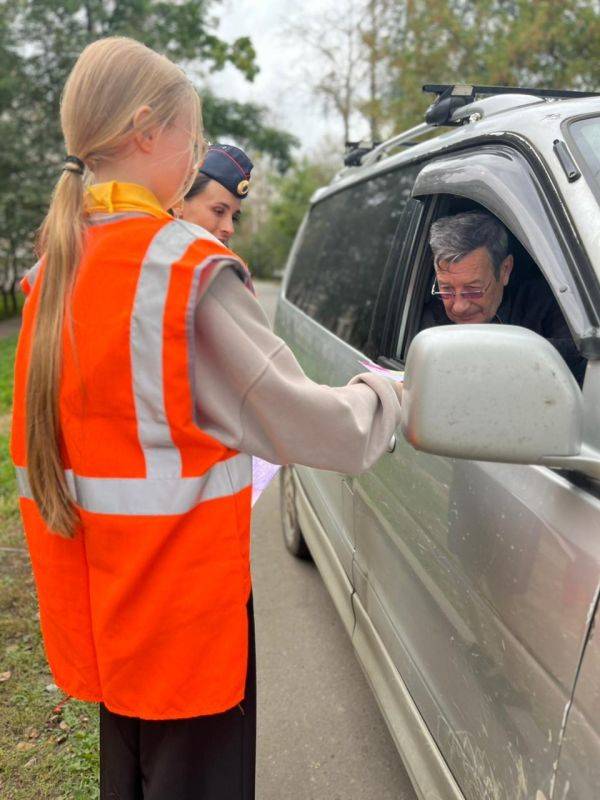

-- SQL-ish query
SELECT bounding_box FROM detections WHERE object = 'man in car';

[422,211,587,385]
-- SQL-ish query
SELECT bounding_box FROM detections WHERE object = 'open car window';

[396,198,588,387]
[410,145,600,350]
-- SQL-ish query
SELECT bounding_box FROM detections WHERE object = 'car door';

[351,145,600,799]
[276,163,420,589]
[551,595,600,800]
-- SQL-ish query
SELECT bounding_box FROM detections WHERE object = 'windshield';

[570,116,600,194]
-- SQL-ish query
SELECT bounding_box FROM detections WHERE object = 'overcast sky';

[209,0,346,156]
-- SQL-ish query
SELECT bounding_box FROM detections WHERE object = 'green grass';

[0,336,18,413]
[0,337,19,534]
[0,335,99,799]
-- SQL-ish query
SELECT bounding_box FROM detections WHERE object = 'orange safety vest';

[11,203,254,720]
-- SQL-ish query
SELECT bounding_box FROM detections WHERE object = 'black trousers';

[99,600,256,800]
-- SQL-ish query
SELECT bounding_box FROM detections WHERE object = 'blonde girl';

[11,36,402,800]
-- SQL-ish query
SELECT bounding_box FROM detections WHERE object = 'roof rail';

[343,140,381,167]
[358,122,436,166]
[423,83,600,126]
[342,83,600,170]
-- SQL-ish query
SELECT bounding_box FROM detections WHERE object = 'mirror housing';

[401,325,584,465]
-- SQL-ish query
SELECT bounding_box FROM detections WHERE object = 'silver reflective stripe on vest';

[87,212,153,226]
[132,221,243,480]
[131,222,201,478]
[15,467,33,501]
[185,254,246,430]
[24,259,42,290]
[17,222,253,518]
[14,454,252,516]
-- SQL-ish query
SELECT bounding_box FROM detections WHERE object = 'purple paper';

[359,360,404,382]
[251,457,281,506]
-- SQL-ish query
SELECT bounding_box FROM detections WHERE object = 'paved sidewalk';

[0,316,21,340]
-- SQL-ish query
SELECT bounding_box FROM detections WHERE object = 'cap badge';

[237,179,250,196]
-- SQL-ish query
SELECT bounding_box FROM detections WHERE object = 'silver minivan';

[274,86,600,800]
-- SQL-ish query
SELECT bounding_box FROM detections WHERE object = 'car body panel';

[292,468,355,636]
[275,296,365,582]
[552,596,600,799]
[290,465,467,800]
[352,439,600,799]
[274,93,600,800]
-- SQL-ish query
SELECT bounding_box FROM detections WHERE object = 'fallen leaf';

[0,671,11,683]
[16,742,35,752]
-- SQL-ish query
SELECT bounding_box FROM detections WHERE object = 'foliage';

[376,0,600,128]
[202,91,298,172]
[382,0,600,131]
[286,0,600,143]
[285,1,368,143]
[0,0,296,307]
[235,158,335,279]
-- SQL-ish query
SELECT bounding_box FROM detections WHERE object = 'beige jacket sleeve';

[192,266,402,474]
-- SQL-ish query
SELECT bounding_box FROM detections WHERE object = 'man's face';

[436,247,513,324]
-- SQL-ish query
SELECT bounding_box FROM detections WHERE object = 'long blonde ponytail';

[26,37,201,537]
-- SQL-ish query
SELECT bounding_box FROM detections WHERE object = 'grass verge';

[0,335,99,799]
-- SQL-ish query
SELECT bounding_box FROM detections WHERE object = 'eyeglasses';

[431,276,494,302]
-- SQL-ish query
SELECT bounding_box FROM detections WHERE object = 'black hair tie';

[63,155,85,175]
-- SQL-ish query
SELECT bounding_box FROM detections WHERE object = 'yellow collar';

[85,181,172,220]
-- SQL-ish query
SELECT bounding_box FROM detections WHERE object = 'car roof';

[318,96,600,195]
[313,94,600,279]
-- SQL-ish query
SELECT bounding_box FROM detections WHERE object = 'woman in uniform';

[180,143,252,245]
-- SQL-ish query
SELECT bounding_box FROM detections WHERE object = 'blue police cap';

[199,144,253,199]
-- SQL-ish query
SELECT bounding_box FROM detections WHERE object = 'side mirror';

[401,325,584,465]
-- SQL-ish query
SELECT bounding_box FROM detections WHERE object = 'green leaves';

[0,0,295,286]
[382,0,600,132]
[202,91,298,172]
[234,159,335,278]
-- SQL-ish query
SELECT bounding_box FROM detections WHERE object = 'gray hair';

[429,212,509,277]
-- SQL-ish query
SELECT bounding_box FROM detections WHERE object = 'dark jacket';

[421,277,587,386]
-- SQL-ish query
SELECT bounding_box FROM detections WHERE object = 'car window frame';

[282,161,423,357]
[365,196,426,359]
[375,195,435,368]
[563,112,600,208]
[388,190,591,366]
[410,144,599,351]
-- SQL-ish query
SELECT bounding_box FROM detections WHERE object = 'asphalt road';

[252,281,417,800]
